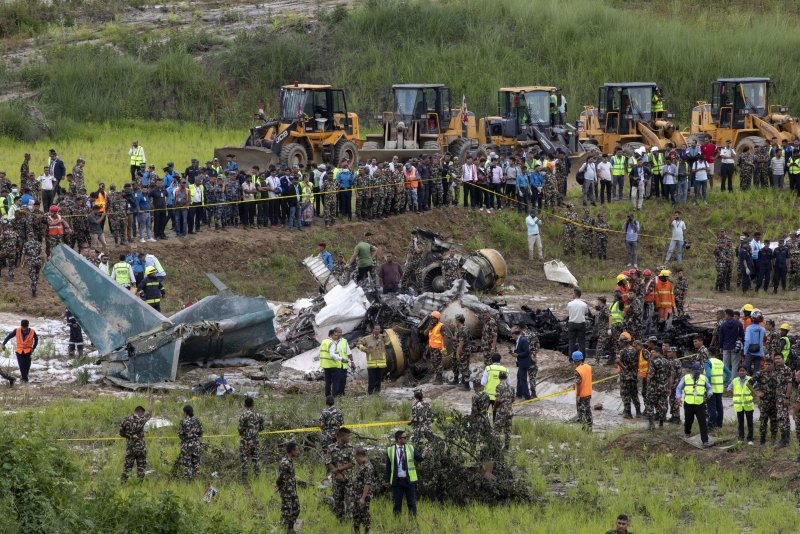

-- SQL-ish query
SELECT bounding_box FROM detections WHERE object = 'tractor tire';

[622,141,646,157]
[279,142,308,168]
[422,141,441,150]
[361,141,379,150]
[735,135,767,154]
[476,143,498,161]
[333,139,358,166]
[448,137,471,161]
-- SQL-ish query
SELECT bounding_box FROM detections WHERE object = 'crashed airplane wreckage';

[43,245,279,384]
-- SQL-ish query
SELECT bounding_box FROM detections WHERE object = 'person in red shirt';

[700,139,717,190]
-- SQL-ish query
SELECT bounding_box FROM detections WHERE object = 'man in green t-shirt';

[349,232,378,282]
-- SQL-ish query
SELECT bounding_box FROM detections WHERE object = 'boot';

[461,381,471,391]
[7,376,14,388]
[635,404,642,418]
[776,434,790,449]
[622,410,633,420]
[659,418,664,428]
[647,417,655,430]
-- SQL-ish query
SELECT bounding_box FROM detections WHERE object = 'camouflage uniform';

[120,411,151,481]
[224,176,240,227]
[542,170,558,208]
[480,317,498,366]
[753,368,778,442]
[555,159,568,204]
[789,239,800,290]
[595,217,609,260]
[410,399,434,448]
[22,236,42,297]
[177,416,203,480]
[19,158,29,185]
[276,456,300,532]
[618,346,641,416]
[350,459,374,532]
[738,152,755,190]
[695,346,710,367]
[754,145,770,187]
[673,277,688,316]
[392,169,406,213]
[206,182,226,230]
[580,210,595,258]
[494,382,514,449]
[440,256,460,289]
[354,170,369,219]
[774,363,793,441]
[714,232,731,291]
[624,295,644,342]
[0,223,19,279]
[30,209,47,243]
[238,408,265,480]
[453,324,471,382]
[333,260,350,286]
[766,330,782,359]
[469,389,493,443]
[449,164,462,206]
[325,442,354,521]
[401,243,423,289]
[107,192,128,245]
[70,202,91,251]
[524,329,541,397]
[370,170,385,219]
[667,357,683,420]
[72,164,85,193]
[319,406,344,450]
[562,206,578,256]
[594,306,611,361]
[322,177,338,227]
[430,163,444,206]
[646,353,669,423]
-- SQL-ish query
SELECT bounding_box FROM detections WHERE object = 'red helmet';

[643,269,652,276]
[49,205,59,213]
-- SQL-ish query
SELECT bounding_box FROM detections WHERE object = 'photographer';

[623,213,641,269]
[665,211,687,263]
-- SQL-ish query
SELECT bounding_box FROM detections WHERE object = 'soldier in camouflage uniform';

[440,250,461,290]
[449,158,462,206]
[646,347,670,428]
[107,188,128,246]
[177,405,203,480]
[468,379,493,446]
[773,354,793,447]
[542,167,559,208]
[19,153,29,185]
[764,321,782,359]
[430,157,444,207]
[754,144,770,187]
[594,297,610,363]
[666,348,683,423]
[562,203,578,256]
[72,159,85,193]
[410,389,434,448]
[325,427,355,522]
[22,232,43,297]
[393,166,407,213]
[354,167,370,220]
[789,236,800,290]
[494,375,514,450]
[0,220,18,282]
[673,269,688,316]
[276,442,301,534]
[737,147,755,190]
[70,196,91,251]
[205,175,226,230]
[753,358,778,444]
[624,292,644,342]
[693,336,710,366]
[519,325,541,398]
[401,239,424,290]
[480,311,498,367]
[319,395,344,451]
[332,253,351,286]
[616,334,641,418]
[119,397,153,482]
[714,229,732,292]
[350,449,374,533]
[322,174,338,227]
[224,172,240,227]
[29,202,47,244]
[238,396,265,481]
[594,212,609,260]
[452,314,471,387]
[370,166,385,219]
[555,153,568,205]
[13,208,31,262]
[579,207,595,258]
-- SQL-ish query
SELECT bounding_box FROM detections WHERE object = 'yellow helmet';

[615,274,627,282]
[780,323,791,332]
[145,266,156,276]
[659,269,671,277]
[742,304,754,312]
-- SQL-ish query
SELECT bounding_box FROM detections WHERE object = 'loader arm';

[751,115,783,142]
[635,121,662,149]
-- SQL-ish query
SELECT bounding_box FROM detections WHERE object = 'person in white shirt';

[579,152,597,206]
[488,157,503,212]
[665,211,687,262]
[596,153,612,204]
[525,209,544,261]
[691,158,708,204]
[662,155,677,205]
[717,139,736,192]
[566,288,589,357]
[37,167,57,211]
[461,156,477,208]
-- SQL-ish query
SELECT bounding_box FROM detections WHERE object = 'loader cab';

[392,84,452,134]
[279,84,352,134]
[598,83,655,134]
[496,87,552,138]
[711,78,771,129]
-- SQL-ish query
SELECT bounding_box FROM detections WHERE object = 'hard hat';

[616,274,627,282]
[49,205,59,213]
[742,304,754,312]
[145,266,156,275]
[430,311,441,319]
[659,269,671,277]
[780,323,790,331]
[751,309,763,320]
[619,332,632,342]
[643,269,652,276]
[571,351,584,361]
[627,269,637,276]
[650,146,658,152]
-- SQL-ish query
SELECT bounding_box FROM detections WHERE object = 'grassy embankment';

[2,391,800,533]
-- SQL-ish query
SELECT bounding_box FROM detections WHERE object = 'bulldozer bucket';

[213,146,278,171]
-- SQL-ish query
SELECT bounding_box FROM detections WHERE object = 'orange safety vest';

[575,363,592,398]
[644,282,655,304]
[47,215,64,236]
[638,349,649,379]
[742,317,752,330]
[428,322,443,349]
[404,167,419,189]
[15,327,35,355]
[95,191,107,213]
[654,279,675,309]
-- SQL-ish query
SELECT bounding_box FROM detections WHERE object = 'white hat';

[489,152,497,158]
[635,147,646,156]
[650,146,658,152]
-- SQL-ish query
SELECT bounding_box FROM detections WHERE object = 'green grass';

[2,391,799,532]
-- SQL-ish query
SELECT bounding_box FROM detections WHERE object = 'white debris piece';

[144,417,173,430]
[543,260,578,287]
[313,282,370,339]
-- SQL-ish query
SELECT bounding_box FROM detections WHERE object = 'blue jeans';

[288,205,302,230]
[175,208,189,236]
[743,354,761,375]
[676,180,689,205]
[626,240,638,266]
[665,239,684,262]
[612,175,625,199]
[137,212,151,239]
[694,180,707,202]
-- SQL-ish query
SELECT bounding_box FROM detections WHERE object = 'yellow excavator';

[578,82,685,155]
[689,77,800,151]
[214,83,361,170]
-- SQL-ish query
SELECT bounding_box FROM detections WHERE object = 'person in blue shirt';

[515,167,531,213]
[226,154,239,173]
[336,162,354,221]
[529,165,544,210]
[19,188,34,209]
[162,166,174,190]
[135,185,153,242]
[742,310,766,374]
[127,251,146,284]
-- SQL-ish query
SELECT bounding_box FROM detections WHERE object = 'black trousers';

[334,368,348,396]
[463,181,473,207]
[516,365,530,399]
[153,209,167,238]
[773,267,787,291]
[567,322,586,357]
[357,266,373,282]
[323,368,336,398]
[367,367,384,394]
[391,478,417,516]
[737,409,754,441]
[684,402,709,443]
[16,352,31,381]
[720,163,735,191]
[707,392,723,428]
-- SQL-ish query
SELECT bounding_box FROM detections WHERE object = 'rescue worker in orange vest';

[634,339,650,404]
[642,268,656,327]
[425,311,444,385]
[46,204,67,258]
[2,319,39,383]
[616,272,630,306]
[572,351,593,431]
[654,269,676,322]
